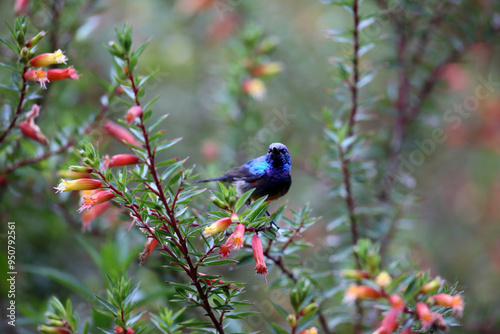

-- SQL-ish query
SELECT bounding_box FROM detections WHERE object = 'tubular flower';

[103,154,140,168]
[139,237,159,264]
[250,62,284,77]
[14,0,29,16]
[203,217,232,237]
[55,178,102,193]
[297,328,318,334]
[19,104,49,145]
[29,49,67,67]
[219,223,246,258]
[341,269,370,279]
[431,294,464,316]
[78,190,115,212]
[415,302,434,329]
[252,234,268,282]
[103,121,141,146]
[46,66,81,81]
[126,105,143,123]
[24,69,49,89]
[400,329,415,334]
[388,294,405,314]
[242,78,266,101]
[343,284,382,305]
[373,308,399,334]
[81,201,110,231]
[37,325,70,334]
[58,170,92,179]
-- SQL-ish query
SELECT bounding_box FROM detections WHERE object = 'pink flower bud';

[416,302,434,329]
[125,106,143,123]
[103,154,141,168]
[103,121,141,146]
[431,294,464,317]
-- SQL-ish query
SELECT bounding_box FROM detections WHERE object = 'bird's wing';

[224,156,267,182]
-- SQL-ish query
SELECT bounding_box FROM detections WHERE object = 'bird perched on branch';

[197,143,292,203]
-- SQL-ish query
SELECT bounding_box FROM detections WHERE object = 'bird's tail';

[195,175,229,183]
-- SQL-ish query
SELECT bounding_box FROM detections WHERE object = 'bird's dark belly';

[236,174,291,201]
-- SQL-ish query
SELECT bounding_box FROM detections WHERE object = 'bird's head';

[266,143,291,169]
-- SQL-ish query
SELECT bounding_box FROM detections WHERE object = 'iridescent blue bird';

[197,143,292,203]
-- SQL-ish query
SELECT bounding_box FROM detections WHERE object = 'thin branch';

[0,65,28,143]
[347,0,360,137]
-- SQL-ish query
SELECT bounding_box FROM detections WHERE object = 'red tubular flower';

[46,66,81,81]
[139,237,159,264]
[81,201,110,231]
[415,302,434,329]
[78,190,115,212]
[14,0,29,16]
[103,121,141,146]
[55,178,102,193]
[400,328,415,334]
[252,234,268,283]
[203,217,232,237]
[29,49,67,67]
[24,69,49,89]
[126,106,143,123]
[297,328,318,334]
[103,154,141,168]
[343,284,381,305]
[388,294,405,314]
[114,325,134,334]
[373,308,399,334]
[431,293,464,317]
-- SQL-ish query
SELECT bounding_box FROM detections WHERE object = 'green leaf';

[270,323,289,334]
[235,189,255,212]
[270,300,289,318]
[95,295,119,315]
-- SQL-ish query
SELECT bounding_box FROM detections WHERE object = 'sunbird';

[197,143,292,203]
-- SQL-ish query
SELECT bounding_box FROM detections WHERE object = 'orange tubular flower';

[415,302,434,329]
[24,69,49,89]
[431,294,464,316]
[46,66,81,81]
[252,234,268,283]
[103,154,141,168]
[81,201,110,231]
[29,49,67,67]
[343,284,381,305]
[78,190,115,212]
[219,223,246,258]
[373,308,399,334]
[103,121,141,146]
[126,106,143,123]
[203,217,232,237]
[55,178,102,193]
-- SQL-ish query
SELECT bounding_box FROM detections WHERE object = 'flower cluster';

[203,213,268,282]
[55,152,140,230]
[22,35,81,89]
[342,271,464,333]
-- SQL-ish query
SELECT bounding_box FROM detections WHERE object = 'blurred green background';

[1,0,500,333]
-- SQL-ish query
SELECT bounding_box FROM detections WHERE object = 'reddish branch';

[124,58,226,333]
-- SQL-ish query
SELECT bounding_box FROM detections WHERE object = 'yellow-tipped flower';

[242,78,266,101]
[203,217,232,237]
[251,62,284,77]
[30,49,68,67]
[55,179,102,193]
[343,284,381,305]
